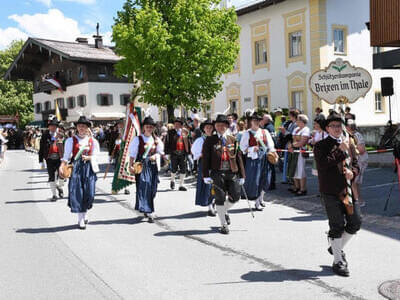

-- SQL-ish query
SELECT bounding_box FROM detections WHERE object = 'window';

[78,66,84,80]
[44,101,51,111]
[257,95,268,109]
[67,97,76,109]
[229,99,238,114]
[373,47,382,54]
[98,66,107,78]
[333,29,344,53]
[291,91,303,111]
[161,109,168,123]
[289,31,302,57]
[97,94,113,106]
[54,98,65,109]
[67,69,73,82]
[255,39,267,65]
[375,92,384,112]
[77,95,86,107]
[35,103,42,114]
[120,94,131,106]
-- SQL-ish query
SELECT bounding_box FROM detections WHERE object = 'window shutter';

[109,94,113,106]
[97,94,101,106]
[120,94,124,105]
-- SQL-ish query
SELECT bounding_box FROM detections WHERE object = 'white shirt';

[191,136,206,161]
[129,134,164,160]
[240,128,275,157]
[62,135,100,162]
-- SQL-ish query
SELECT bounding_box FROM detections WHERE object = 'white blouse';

[240,128,275,155]
[191,136,206,161]
[62,135,100,162]
[129,134,164,160]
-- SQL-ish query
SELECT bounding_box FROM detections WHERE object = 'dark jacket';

[165,129,189,154]
[39,130,63,163]
[202,133,245,178]
[314,136,359,196]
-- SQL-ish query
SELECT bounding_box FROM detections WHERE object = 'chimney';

[93,22,103,49]
[76,37,88,44]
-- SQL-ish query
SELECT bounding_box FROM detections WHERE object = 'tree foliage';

[113,0,240,120]
[0,40,34,127]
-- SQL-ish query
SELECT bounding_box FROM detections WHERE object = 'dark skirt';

[135,159,159,213]
[243,151,269,200]
[195,159,213,207]
[287,152,299,179]
[68,159,97,213]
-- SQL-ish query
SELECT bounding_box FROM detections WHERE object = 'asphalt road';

[1,150,400,300]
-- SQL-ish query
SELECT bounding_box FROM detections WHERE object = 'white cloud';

[35,0,52,7]
[9,9,81,42]
[0,27,28,49]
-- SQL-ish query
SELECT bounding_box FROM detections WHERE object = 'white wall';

[326,0,400,126]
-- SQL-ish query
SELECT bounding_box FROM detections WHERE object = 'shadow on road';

[13,187,48,191]
[154,227,219,237]
[16,217,145,234]
[6,200,53,204]
[279,212,326,222]
[156,210,207,221]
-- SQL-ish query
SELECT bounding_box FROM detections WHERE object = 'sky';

[0,0,250,50]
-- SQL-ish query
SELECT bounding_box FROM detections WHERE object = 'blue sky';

[0,0,248,49]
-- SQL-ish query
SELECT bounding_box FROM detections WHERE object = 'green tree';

[0,40,33,128]
[113,0,240,121]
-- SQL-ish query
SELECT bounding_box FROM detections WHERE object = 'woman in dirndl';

[191,119,216,216]
[287,114,310,196]
[129,116,164,223]
[310,115,327,176]
[59,116,100,229]
[240,113,276,211]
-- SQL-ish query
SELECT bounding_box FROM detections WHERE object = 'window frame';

[67,96,76,109]
[283,8,306,66]
[289,31,302,58]
[44,101,52,111]
[251,19,270,73]
[35,103,42,114]
[97,93,113,106]
[374,91,385,113]
[77,95,87,107]
[332,25,348,56]
[291,91,304,111]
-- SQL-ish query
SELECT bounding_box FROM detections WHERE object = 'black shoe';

[124,189,130,195]
[225,214,231,225]
[254,206,264,211]
[260,201,266,207]
[51,195,57,202]
[328,247,347,266]
[170,181,175,190]
[296,190,307,196]
[332,261,349,277]
[57,187,63,198]
[220,225,229,234]
[148,217,155,223]
[179,186,187,191]
[208,210,216,217]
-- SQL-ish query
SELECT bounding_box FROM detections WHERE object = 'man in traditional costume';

[202,114,245,234]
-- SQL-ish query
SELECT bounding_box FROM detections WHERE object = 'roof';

[235,0,287,16]
[3,37,121,81]
[33,38,121,62]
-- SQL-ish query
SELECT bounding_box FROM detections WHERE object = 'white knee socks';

[179,173,185,187]
[216,205,227,226]
[330,238,343,264]
[341,231,354,250]
[171,173,176,183]
[57,178,64,188]
[49,182,57,196]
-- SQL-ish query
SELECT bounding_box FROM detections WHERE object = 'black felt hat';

[249,112,262,121]
[214,114,230,126]
[173,117,184,125]
[325,111,343,129]
[200,119,214,132]
[142,116,156,127]
[47,118,59,127]
[75,116,91,127]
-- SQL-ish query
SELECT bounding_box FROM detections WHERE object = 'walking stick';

[240,184,255,219]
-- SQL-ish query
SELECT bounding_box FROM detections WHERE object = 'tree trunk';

[167,104,175,123]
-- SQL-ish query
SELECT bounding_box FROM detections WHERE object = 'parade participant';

[129,116,164,223]
[261,114,277,190]
[227,113,239,136]
[240,113,276,210]
[0,129,8,164]
[310,115,327,176]
[346,119,368,207]
[165,117,189,191]
[59,116,100,230]
[191,119,216,216]
[314,111,361,277]
[202,114,245,234]
[280,110,298,184]
[287,114,310,196]
[39,118,65,201]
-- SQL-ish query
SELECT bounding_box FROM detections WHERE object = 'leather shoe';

[225,214,231,225]
[51,195,57,202]
[170,181,175,190]
[57,187,63,198]
[179,186,187,191]
[332,261,349,277]
[208,210,216,217]
[220,225,229,235]
[328,247,347,266]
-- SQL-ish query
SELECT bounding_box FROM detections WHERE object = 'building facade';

[212,0,400,135]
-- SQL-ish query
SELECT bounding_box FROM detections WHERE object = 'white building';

[213,0,400,133]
